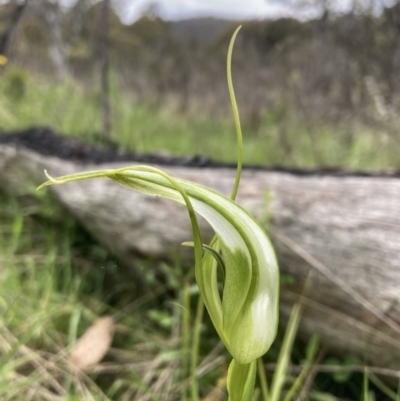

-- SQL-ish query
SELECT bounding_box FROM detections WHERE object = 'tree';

[26,0,69,80]
[0,0,29,60]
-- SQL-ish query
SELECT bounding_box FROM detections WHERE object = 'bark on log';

[1,135,399,371]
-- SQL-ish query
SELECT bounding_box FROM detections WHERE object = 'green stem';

[227,25,243,202]
[191,296,205,401]
[181,281,191,401]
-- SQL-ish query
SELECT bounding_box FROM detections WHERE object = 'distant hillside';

[167,18,232,44]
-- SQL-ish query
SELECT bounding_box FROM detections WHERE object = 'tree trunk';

[67,0,88,48]
[0,136,399,372]
[0,0,29,57]
[41,0,69,80]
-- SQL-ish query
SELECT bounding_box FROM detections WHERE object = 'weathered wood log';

[1,131,400,371]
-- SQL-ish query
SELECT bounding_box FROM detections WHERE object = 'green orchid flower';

[38,165,279,365]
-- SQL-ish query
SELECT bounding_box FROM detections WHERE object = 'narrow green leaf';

[257,357,270,401]
[363,369,369,401]
[269,303,302,401]
[369,372,398,401]
[283,334,320,401]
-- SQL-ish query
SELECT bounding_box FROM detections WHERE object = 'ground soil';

[0,126,398,177]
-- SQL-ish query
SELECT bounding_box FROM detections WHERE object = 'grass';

[0,191,228,400]
[0,66,399,400]
[0,191,305,400]
[0,191,393,400]
[0,65,399,169]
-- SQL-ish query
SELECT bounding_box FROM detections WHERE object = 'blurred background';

[1,1,400,400]
[1,0,400,167]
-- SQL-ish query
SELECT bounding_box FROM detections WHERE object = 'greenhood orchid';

[37,26,279,401]
[38,165,279,365]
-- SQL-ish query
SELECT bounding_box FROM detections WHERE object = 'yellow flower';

[0,55,8,65]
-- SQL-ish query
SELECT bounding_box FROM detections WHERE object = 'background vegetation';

[0,0,399,400]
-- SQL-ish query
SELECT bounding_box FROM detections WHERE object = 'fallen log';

[1,128,400,371]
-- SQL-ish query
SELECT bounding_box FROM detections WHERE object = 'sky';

[61,0,400,24]
[115,0,297,23]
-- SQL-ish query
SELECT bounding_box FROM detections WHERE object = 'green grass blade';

[363,368,369,401]
[369,372,398,400]
[0,319,44,373]
[283,334,320,401]
[269,302,302,401]
[257,357,270,401]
